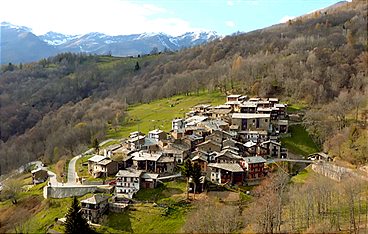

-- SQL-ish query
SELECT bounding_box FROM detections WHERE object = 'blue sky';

[0,0,345,36]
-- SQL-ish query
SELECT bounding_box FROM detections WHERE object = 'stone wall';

[43,185,97,199]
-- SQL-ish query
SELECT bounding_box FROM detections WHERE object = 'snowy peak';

[39,29,220,55]
[1,22,32,32]
[39,31,80,46]
[1,22,220,63]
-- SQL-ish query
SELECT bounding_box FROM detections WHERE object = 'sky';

[0,0,347,36]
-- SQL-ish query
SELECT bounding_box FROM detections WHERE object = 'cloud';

[0,0,201,36]
[279,15,296,23]
[225,20,236,28]
[227,0,234,6]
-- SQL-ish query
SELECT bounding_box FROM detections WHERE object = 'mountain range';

[1,22,220,64]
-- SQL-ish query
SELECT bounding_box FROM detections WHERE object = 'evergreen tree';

[64,197,95,234]
[181,159,193,200]
[192,163,202,199]
[134,61,140,71]
[92,138,99,154]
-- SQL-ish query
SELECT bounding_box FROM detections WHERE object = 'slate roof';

[81,194,109,205]
[208,163,244,172]
[116,169,143,178]
[88,155,107,163]
[244,156,267,164]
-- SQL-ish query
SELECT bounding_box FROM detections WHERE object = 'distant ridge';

[1,22,220,64]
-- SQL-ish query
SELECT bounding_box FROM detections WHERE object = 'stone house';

[31,168,48,184]
[80,194,110,223]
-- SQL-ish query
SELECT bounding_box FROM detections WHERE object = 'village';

[29,94,298,224]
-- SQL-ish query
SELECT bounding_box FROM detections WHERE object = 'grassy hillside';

[281,125,319,156]
[107,91,225,138]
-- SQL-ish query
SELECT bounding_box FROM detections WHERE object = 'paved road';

[67,139,115,185]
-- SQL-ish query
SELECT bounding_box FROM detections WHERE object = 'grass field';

[76,155,93,178]
[290,166,314,184]
[107,91,225,139]
[281,124,319,156]
[97,180,189,233]
[287,103,306,113]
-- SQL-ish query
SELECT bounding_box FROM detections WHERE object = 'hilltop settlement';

[29,94,292,224]
[66,94,290,223]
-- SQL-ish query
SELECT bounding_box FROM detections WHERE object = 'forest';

[0,0,367,174]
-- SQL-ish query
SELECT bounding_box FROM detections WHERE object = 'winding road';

[66,139,115,185]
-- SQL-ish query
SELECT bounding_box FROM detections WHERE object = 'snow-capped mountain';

[39,32,80,46]
[1,22,220,64]
[40,30,221,57]
[1,22,57,64]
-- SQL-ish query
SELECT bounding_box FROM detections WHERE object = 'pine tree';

[134,61,140,71]
[92,138,99,155]
[181,160,193,200]
[64,197,95,234]
[192,163,202,199]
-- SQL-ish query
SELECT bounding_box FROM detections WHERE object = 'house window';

[265,119,268,122]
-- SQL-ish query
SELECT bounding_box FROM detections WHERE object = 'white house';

[115,169,143,199]
[172,118,184,130]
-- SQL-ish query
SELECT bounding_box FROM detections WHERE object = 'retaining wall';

[43,185,97,199]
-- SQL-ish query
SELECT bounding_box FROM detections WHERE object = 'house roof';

[213,104,231,109]
[227,94,241,98]
[208,163,244,172]
[106,144,122,151]
[97,159,114,166]
[239,130,268,135]
[172,118,183,123]
[158,156,175,163]
[225,101,242,105]
[184,115,208,124]
[215,150,242,160]
[200,120,229,131]
[128,135,145,143]
[197,140,222,148]
[223,138,238,145]
[131,151,162,161]
[268,98,279,102]
[116,169,143,178]
[141,172,159,180]
[244,156,266,164]
[222,145,240,152]
[81,194,109,205]
[193,104,212,109]
[31,168,47,174]
[185,134,203,141]
[231,113,270,119]
[210,109,232,115]
[248,98,260,102]
[257,107,272,112]
[229,125,239,130]
[275,103,286,108]
[240,102,258,108]
[88,155,107,163]
[191,154,208,162]
[143,138,158,146]
[149,129,164,135]
[244,141,257,148]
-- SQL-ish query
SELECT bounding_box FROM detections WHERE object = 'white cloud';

[227,0,234,6]
[0,0,201,36]
[279,15,296,23]
[225,20,236,28]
